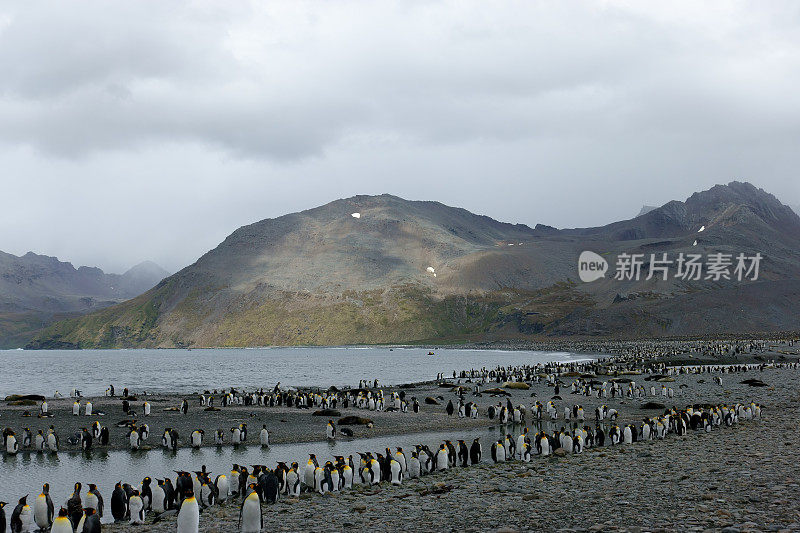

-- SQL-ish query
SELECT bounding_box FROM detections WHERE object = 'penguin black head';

[83,507,96,516]
[18,495,27,505]
[42,483,50,493]
[57,507,69,517]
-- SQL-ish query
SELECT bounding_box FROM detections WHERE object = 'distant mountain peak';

[123,260,169,277]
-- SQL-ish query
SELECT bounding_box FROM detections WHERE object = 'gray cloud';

[0,1,798,273]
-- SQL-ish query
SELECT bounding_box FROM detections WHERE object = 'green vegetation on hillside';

[27,282,594,348]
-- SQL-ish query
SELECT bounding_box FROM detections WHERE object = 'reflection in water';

[0,418,618,525]
[0,424,524,522]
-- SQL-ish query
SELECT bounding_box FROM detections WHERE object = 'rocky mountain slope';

[27,182,800,348]
[0,254,168,347]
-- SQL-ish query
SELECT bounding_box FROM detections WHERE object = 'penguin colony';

[0,397,763,532]
[0,356,784,531]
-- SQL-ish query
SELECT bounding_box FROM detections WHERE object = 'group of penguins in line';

[0,398,763,533]
[194,387,418,416]
[448,360,797,387]
[2,382,413,456]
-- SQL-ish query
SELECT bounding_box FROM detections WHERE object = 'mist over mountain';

[0,254,168,347]
[25,181,800,349]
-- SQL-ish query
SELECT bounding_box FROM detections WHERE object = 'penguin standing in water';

[48,508,73,533]
[86,484,104,517]
[326,420,336,440]
[215,429,225,445]
[5,429,19,455]
[191,429,204,448]
[81,428,93,451]
[163,428,179,451]
[34,430,45,452]
[33,483,54,530]
[46,426,59,453]
[10,495,32,533]
[239,485,262,533]
[0,501,6,533]
[470,438,482,464]
[67,482,83,526]
[176,490,200,533]
[260,425,270,447]
[111,482,128,522]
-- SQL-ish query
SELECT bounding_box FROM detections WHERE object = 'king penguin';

[176,491,200,533]
[239,485,262,533]
[435,444,449,471]
[469,437,482,464]
[48,508,73,533]
[33,483,54,530]
[128,490,145,524]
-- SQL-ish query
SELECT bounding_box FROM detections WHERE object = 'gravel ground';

[86,364,800,532]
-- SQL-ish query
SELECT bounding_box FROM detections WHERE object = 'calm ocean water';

[0,347,591,398]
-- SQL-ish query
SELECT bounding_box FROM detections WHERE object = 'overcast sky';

[1,1,799,273]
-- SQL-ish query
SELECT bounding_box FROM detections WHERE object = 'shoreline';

[2,345,796,455]
[1,341,799,531]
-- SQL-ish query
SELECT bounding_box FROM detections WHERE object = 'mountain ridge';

[0,252,169,347]
[25,181,800,348]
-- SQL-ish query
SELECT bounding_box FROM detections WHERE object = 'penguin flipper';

[151,509,177,523]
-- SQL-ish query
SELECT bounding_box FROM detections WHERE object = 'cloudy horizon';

[1,1,799,273]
